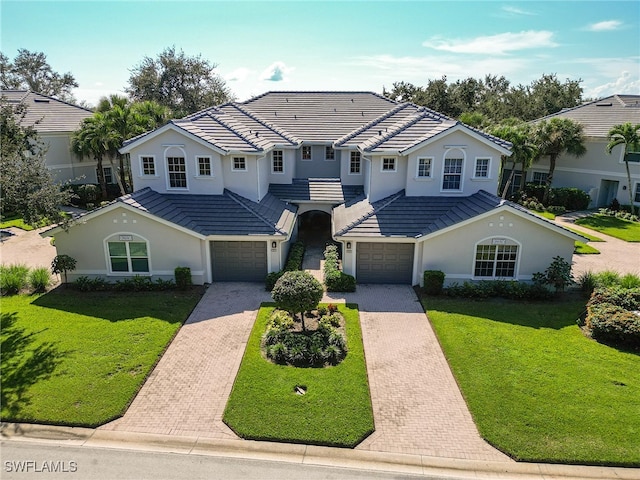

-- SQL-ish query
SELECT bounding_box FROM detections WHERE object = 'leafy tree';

[527,74,583,119]
[459,111,489,129]
[271,271,324,332]
[606,122,640,214]
[0,49,78,102]
[382,81,422,103]
[531,118,586,203]
[126,46,234,118]
[0,98,73,225]
[51,255,76,285]
[489,123,537,198]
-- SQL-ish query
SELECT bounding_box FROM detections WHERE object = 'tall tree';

[126,46,234,118]
[527,74,583,120]
[0,49,78,102]
[532,118,586,203]
[606,122,640,214]
[0,98,72,225]
[489,123,537,198]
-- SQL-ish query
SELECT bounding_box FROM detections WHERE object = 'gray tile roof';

[535,94,640,138]
[269,178,364,204]
[122,91,511,155]
[333,190,519,238]
[1,90,92,133]
[118,187,296,236]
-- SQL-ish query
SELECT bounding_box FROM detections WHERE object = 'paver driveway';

[101,281,509,462]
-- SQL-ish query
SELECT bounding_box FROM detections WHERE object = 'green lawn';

[1,288,203,426]
[531,210,556,220]
[424,296,640,466]
[574,242,600,254]
[223,303,374,447]
[575,214,640,242]
[0,216,37,231]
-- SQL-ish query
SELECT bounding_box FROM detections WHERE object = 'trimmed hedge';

[444,280,553,300]
[265,241,305,291]
[324,245,356,292]
[423,270,445,295]
[585,287,640,348]
[174,266,192,290]
[73,275,176,292]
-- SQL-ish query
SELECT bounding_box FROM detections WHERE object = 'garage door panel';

[356,242,414,284]
[211,241,267,282]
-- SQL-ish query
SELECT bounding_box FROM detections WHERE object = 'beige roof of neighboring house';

[1,90,92,133]
[538,94,640,138]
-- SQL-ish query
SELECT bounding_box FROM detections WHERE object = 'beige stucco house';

[505,94,640,208]
[1,90,116,186]
[44,91,583,285]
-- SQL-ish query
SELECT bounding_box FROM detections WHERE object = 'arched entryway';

[297,210,332,247]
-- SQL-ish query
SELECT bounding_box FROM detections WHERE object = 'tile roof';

[269,178,364,204]
[1,90,92,133]
[333,190,517,238]
[535,94,640,138]
[117,187,296,236]
[122,91,511,155]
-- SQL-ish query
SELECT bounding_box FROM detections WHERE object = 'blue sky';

[2,0,639,107]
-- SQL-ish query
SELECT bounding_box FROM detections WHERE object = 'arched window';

[474,237,519,279]
[441,148,465,191]
[104,233,150,274]
[165,146,187,189]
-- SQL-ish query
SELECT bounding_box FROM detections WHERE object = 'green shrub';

[546,205,566,215]
[0,264,30,295]
[324,244,356,292]
[272,271,324,331]
[577,271,597,295]
[587,287,640,312]
[585,287,640,348]
[265,241,305,290]
[51,254,77,284]
[533,256,573,293]
[548,187,591,211]
[265,271,285,291]
[444,280,552,300]
[174,267,192,290]
[620,273,640,289]
[423,270,445,295]
[28,267,51,293]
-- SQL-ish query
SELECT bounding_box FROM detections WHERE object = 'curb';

[2,423,638,479]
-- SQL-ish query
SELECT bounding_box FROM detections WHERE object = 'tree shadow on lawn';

[421,293,586,330]
[1,312,65,420]
[30,285,201,323]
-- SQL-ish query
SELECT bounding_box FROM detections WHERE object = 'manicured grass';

[575,214,640,242]
[1,288,203,426]
[563,226,604,242]
[423,296,640,466]
[0,216,36,231]
[224,303,374,447]
[574,242,600,254]
[532,209,556,220]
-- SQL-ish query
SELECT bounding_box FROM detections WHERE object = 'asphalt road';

[1,441,472,480]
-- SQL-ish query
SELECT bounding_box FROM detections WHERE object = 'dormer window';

[167,157,187,188]
[442,158,463,191]
[197,156,212,176]
[302,146,312,160]
[474,158,490,179]
[141,156,156,176]
[417,157,433,178]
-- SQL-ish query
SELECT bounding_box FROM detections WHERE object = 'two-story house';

[45,91,582,285]
[1,90,116,186]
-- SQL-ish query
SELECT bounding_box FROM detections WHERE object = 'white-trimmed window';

[442,158,463,190]
[382,157,396,172]
[272,150,284,173]
[102,166,113,184]
[325,146,335,160]
[532,171,548,185]
[167,157,187,188]
[197,156,212,176]
[302,146,312,161]
[634,183,640,203]
[141,156,156,176]
[107,236,149,274]
[350,151,361,174]
[417,157,433,178]
[233,157,247,171]
[474,158,490,178]
[474,239,518,278]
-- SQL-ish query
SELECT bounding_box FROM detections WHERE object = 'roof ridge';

[228,103,300,145]
[225,190,288,235]
[335,103,414,146]
[204,113,263,151]
[363,110,438,151]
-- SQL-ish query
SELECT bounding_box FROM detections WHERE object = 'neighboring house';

[504,94,640,208]
[44,91,583,285]
[1,90,115,185]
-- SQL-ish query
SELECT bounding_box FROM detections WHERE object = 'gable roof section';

[333,189,584,241]
[535,94,640,138]
[269,178,364,204]
[1,90,92,133]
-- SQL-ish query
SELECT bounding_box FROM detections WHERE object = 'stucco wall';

[367,155,409,202]
[296,145,341,178]
[53,206,207,284]
[264,148,295,185]
[339,149,365,186]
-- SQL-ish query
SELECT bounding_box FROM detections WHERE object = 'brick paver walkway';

[345,285,511,461]
[100,283,271,438]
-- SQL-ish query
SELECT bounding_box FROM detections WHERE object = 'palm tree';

[606,122,640,215]
[532,117,586,204]
[490,123,537,198]
[71,113,117,199]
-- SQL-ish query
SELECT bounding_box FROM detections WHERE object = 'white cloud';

[587,71,640,98]
[260,61,293,82]
[585,20,623,32]
[501,5,536,16]
[422,31,557,55]
[225,67,252,82]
